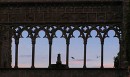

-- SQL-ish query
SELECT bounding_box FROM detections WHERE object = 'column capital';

[83,39,87,45]
[49,40,52,44]
[31,38,36,44]
[66,40,70,45]
[101,39,104,45]
[15,38,19,44]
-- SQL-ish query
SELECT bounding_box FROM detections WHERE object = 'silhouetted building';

[0,0,130,77]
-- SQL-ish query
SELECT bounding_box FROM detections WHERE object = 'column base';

[31,66,35,68]
[83,65,87,68]
[14,66,18,68]
[48,64,69,69]
[100,66,104,68]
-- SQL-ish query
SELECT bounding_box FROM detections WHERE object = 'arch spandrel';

[0,0,128,69]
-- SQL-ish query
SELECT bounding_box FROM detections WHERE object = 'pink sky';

[11,30,118,68]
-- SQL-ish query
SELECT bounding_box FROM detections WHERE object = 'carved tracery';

[10,24,122,68]
[0,0,127,69]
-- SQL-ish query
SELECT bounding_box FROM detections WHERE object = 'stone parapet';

[0,1,123,24]
[0,68,128,77]
[0,0,123,3]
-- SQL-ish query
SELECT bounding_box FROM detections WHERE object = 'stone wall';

[0,0,123,3]
[0,68,128,77]
[0,0,122,24]
[0,0,127,69]
[0,26,12,68]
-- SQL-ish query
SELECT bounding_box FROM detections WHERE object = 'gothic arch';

[0,1,127,69]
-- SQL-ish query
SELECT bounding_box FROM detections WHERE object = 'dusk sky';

[11,30,119,68]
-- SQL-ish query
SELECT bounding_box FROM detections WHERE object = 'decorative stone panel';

[0,2,123,24]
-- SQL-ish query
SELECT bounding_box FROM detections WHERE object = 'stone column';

[83,40,87,68]
[0,39,2,67]
[101,40,104,68]
[124,0,130,68]
[66,40,70,67]
[119,39,123,68]
[49,40,52,66]
[14,38,19,68]
[31,38,36,68]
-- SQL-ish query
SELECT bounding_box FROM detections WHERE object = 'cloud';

[87,59,96,61]
[19,55,32,58]
[71,59,95,62]
[12,62,49,68]
[69,60,83,65]
[69,59,114,68]
[69,59,96,67]
[104,63,114,68]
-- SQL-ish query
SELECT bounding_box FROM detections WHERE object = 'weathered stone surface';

[0,0,129,72]
[0,2,123,24]
[0,68,128,77]
[0,0,123,3]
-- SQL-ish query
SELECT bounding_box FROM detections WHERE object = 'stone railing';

[0,68,128,77]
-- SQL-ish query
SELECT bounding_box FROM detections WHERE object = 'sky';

[11,30,119,68]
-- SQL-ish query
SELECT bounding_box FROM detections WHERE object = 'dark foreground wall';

[0,68,128,77]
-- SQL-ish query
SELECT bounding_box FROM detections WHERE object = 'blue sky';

[11,30,119,68]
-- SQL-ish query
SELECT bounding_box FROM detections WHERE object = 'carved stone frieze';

[0,0,127,68]
[0,2,123,23]
[10,24,122,41]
